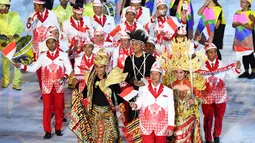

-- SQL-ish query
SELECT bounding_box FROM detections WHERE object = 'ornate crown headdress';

[94,48,109,66]
[170,38,206,71]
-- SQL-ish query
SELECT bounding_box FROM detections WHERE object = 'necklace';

[131,52,149,80]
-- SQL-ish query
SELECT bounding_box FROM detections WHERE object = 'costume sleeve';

[218,10,223,21]
[135,86,144,110]
[110,16,116,33]
[110,84,124,105]
[112,48,118,68]
[61,21,69,41]
[145,54,156,78]
[120,8,126,24]
[124,56,134,84]
[225,62,241,78]
[22,54,43,72]
[12,13,24,36]
[7,12,24,36]
[63,53,72,78]
[84,16,94,39]
[143,8,151,25]
[167,89,175,130]
[145,16,156,31]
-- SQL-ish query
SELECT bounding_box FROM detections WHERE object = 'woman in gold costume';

[69,49,127,143]
[160,38,206,143]
[170,70,204,143]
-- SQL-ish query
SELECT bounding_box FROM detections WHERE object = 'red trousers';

[142,131,166,143]
[202,103,226,142]
[42,87,64,133]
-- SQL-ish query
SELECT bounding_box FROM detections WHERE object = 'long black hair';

[213,0,222,7]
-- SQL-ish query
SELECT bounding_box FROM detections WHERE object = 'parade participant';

[168,38,206,143]
[26,0,60,90]
[144,38,160,60]
[91,0,115,35]
[0,0,24,90]
[108,6,144,41]
[145,0,179,53]
[121,0,150,26]
[73,38,95,92]
[195,0,226,60]
[39,25,69,54]
[112,31,133,70]
[169,0,194,39]
[38,25,69,122]
[62,3,93,44]
[130,61,175,143]
[15,34,72,139]
[123,0,146,8]
[62,3,93,88]
[232,0,255,79]
[199,43,241,143]
[80,49,127,143]
[53,0,72,28]
[174,26,196,58]
[93,26,116,72]
[123,29,155,123]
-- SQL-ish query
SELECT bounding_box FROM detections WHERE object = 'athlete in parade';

[1,0,253,142]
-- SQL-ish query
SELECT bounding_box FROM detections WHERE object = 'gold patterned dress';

[170,79,203,143]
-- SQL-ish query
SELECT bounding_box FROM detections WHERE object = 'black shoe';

[55,130,63,136]
[248,72,255,79]
[238,72,249,78]
[63,117,67,122]
[43,132,52,139]
[214,137,220,143]
[2,84,9,88]
[12,86,21,90]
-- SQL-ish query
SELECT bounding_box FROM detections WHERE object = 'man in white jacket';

[130,61,175,143]
[121,0,150,26]
[91,0,115,35]
[15,34,72,139]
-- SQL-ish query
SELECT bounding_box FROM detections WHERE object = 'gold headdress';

[158,38,207,87]
[170,38,206,71]
[94,48,109,66]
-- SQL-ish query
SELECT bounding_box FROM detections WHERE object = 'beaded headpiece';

[170,38,206,71]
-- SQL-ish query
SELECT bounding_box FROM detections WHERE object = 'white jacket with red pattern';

[26,9,60,60]
[200,59,241,104]
[74,53,95,79]
[108,21,144,42]
[62,16,93,47]
[135,82,175,136]
[22,50,72,94]
[121,6,150,26]
[91,14,115,35]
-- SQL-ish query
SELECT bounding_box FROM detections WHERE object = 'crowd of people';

[0,0,254,142]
